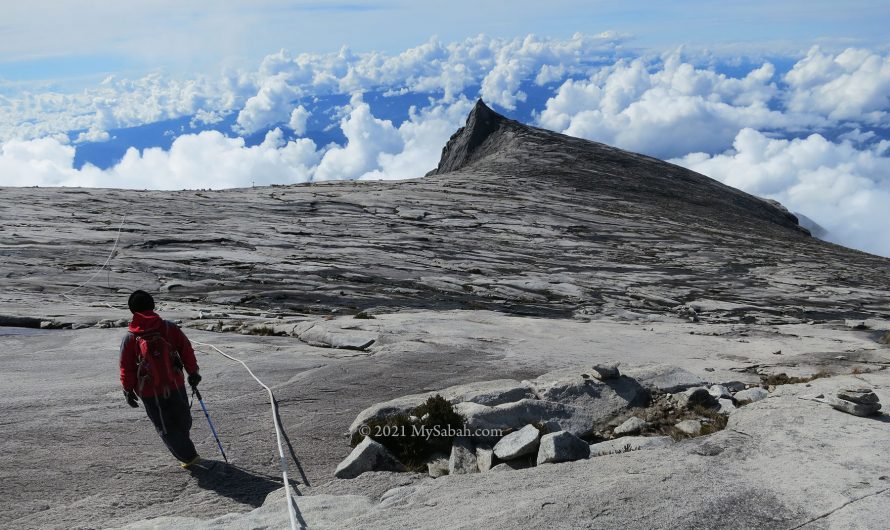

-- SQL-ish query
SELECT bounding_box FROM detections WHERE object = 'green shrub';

[351,394,465,471]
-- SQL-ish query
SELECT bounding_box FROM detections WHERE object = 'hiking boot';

[180,455,201,469]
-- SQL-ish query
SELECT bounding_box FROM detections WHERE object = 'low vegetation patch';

[760,370,830,387]
[351,395,465,471]
[245,325,281,336]
[613,393,730,441]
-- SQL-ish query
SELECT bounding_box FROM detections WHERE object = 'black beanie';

[128,290,155,313]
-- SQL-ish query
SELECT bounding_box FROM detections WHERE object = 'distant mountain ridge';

[2,100,889,326]
[432,99,807,234]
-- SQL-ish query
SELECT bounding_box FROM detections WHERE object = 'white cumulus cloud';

[785,47,890,123]
[234,73,302,134]
[0,129,320,190]
[287,105,310,136]
[537,55,788,159]
[313,95,403,181]
[0,97,472,189]
[673,128,890,257]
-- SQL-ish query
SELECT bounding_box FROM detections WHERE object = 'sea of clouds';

[1,34,888,256]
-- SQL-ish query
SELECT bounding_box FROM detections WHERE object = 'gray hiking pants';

[143,386,198,463]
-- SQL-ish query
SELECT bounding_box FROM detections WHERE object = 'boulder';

[675,420,702,436]
[592,363,620,380]
[349,394,431,436]
[536,431,591,464]
[296,322,377,350]
[426,455,449,478]
[614,417,649,436]
[443,379,536,406]
[708,385,732,399]
[493,425,541,460]
[334,438,405,479]
[521,368,648,434]
[735,387,769,404]
[461,398,602,437]
[826,395,882,417]
[475,444,495,472]
[621,364,706,393]
[589,436,674,457]
[448,437,478,475]
[717,399,737,415]
[528,368,647,409]
[837,388,880,405]
[722,381,748,392]
[675,387,718,409]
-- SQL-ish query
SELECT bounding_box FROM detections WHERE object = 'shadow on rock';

[274,397,312,487]
[603,376,651,407]
[867,413,890,424]
[189,461,286,508]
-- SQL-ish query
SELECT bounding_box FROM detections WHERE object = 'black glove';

[124,390,139,408]
[188,372,201,388]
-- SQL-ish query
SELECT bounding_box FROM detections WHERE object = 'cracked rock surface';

[2,101,890,528]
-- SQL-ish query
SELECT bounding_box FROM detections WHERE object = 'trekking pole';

[192,386,228,463]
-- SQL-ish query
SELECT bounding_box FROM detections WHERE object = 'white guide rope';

[61,214,127,300]
[192,340,300,530]
[57,214,299,528]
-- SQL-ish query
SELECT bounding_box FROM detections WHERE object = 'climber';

[119,290,202,468]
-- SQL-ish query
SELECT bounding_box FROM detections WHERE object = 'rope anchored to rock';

[192,340,300,530]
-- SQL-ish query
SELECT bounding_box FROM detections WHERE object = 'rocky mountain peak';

[429,99,515,175]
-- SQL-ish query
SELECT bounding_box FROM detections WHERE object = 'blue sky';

[1,2,889,257]
[2,0,888,88]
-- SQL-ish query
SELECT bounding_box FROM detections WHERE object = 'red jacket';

[119,311,198,397]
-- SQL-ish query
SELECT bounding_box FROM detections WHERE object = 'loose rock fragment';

[448,437,478,475]
[708,385,732,400]
[837,388,880,405]
[734,387,769,404]
[614,417,649,435]
[826,395,882,417]
[475,444,494,472]
[493,424,541,461]
[426,455,449,478]
[717,398,737,415]
[621,364,705,393]
[536,431,591,465]
[592,363,620,380]
[723,381,748,392]
[334,438,405,479]
[674,419,702,436]
[675,387,718,409]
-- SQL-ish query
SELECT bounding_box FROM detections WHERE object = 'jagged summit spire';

[429,99,513,175]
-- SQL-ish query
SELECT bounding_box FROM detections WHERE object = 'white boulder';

[334,438,405,479]
[735,387,769,404]
[536,431,591,464]
[493,425,541,460]
[448,437,478,474]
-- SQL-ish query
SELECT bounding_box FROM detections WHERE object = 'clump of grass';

[353,311,375,319]
[668,427,689,441]
[601,443,638,456]
[640,393,731,440]
[760,370,830,387]
[351,395,465,472]
[694,406,729,435]
[247,325,280,336]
